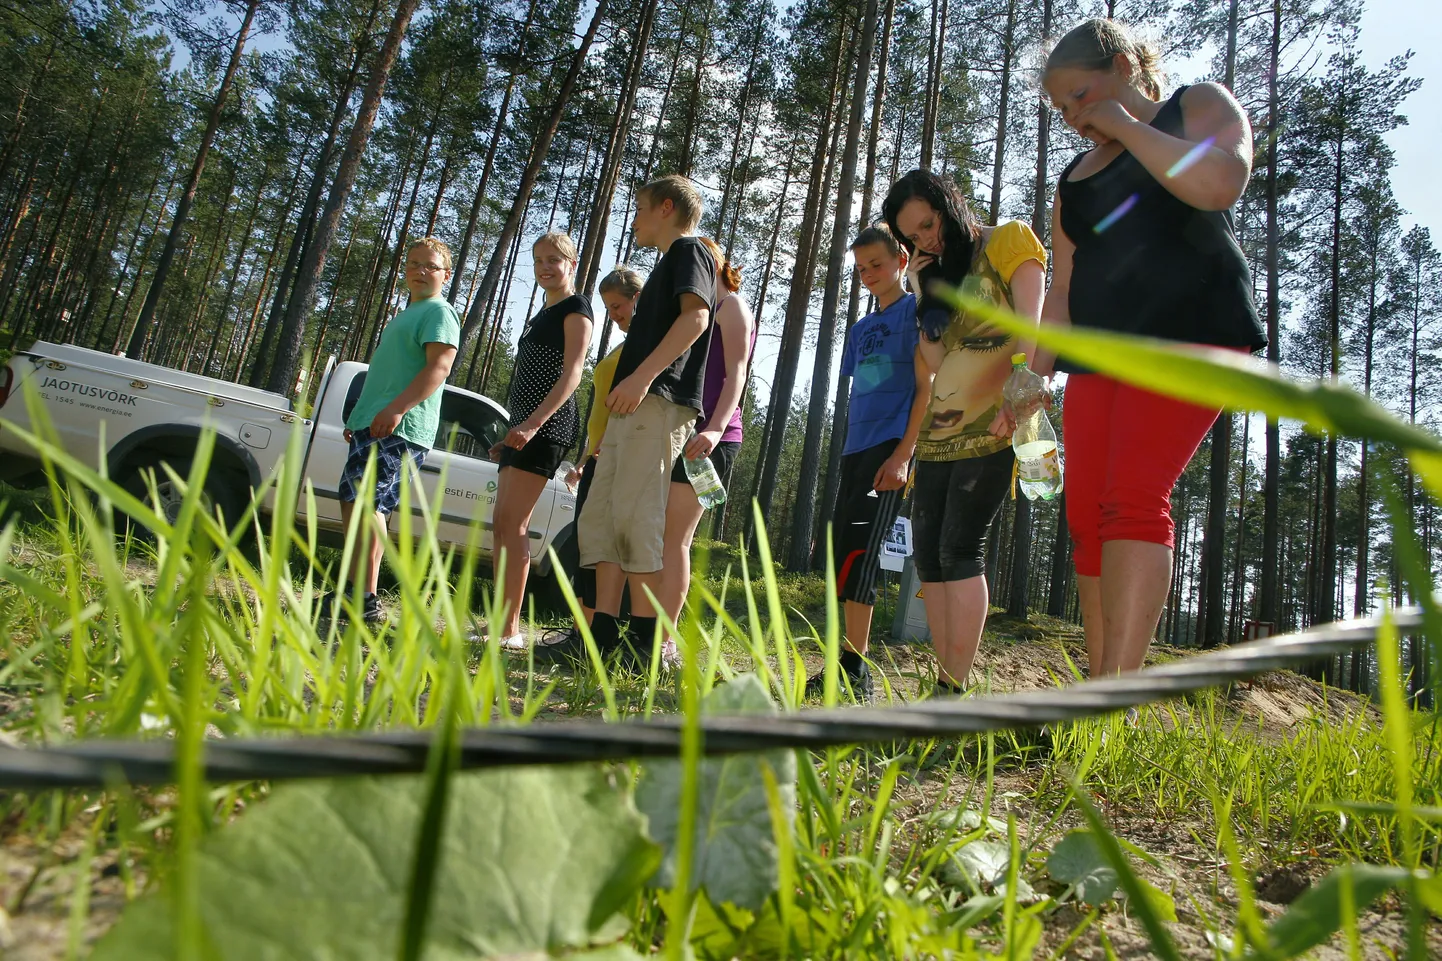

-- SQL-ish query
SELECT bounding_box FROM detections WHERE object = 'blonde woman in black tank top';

[1035,19,1266,684]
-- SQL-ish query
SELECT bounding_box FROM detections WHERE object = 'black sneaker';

[319,591,383,627]
[530,627,589,665]
[931,679,967,699]
[805,663,874,702]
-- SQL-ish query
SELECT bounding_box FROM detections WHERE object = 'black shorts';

[827,439,906,606]
[574,456,598,608]
[669,439,742,489]
[498,437,569,478]
[912,448,1014,583]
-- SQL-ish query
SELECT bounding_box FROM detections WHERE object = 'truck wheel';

[118,458,242,539]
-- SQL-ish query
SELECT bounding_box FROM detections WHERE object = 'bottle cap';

[1011,352,1027,365]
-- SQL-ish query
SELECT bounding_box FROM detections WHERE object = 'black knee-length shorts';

[911,448,1014,583]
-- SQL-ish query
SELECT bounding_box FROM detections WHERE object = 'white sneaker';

[497,632,528,651]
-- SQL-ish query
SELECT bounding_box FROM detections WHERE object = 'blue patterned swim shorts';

[337,428,428,515]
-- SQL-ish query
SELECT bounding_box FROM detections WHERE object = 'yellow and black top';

[915,220,1047,463]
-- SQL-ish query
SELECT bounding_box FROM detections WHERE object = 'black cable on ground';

[0,610,1421,790]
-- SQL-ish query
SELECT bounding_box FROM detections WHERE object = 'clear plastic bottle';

[683,445,727,509]
[1002,353,1063,501]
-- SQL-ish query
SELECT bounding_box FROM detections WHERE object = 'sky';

[1358,0,1441,240]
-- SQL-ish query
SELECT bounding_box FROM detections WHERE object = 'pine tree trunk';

[576,0,657,297]
[1006,0,1051,619]
[749,23,848,545]
[127,0,259,357]
[202,167,272,374]
[454,0,611,359]
[267,0,424,396]
[94,166,162,349]
[712,13,767,241]
[367,104,441,348]
[789,0,878,572]
[919,0,941,170]
[1201,0,1243,649]
[1354,240,1380,617]
[1259,0,1282,625]
[676,0,715,178]
[449,0,535,306]
[14,90,108,343]
[247,18,375,386]
[1229,414,1249,641]
[814,0,896,552]
[1317,101,1345,629]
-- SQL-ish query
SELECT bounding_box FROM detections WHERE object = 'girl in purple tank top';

[658,237,756,652]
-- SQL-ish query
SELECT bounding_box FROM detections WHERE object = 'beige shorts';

[578,394,697,573]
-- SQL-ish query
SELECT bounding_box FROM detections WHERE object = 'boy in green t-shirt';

[330,236,461,624]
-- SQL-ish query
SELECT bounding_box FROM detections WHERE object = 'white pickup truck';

[0,341,581,601]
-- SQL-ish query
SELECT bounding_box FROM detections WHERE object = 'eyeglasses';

[406,261,447,273]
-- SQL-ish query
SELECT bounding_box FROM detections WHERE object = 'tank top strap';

[1059,151,1087,183]
[1153,85,1189,136]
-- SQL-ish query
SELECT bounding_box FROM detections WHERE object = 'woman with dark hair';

[1036,19,1265,681]
[882,169,1047,695]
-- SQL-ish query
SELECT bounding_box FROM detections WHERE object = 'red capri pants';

[1062,373,1221,577]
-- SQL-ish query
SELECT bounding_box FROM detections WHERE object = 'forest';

[0,0,1434,696]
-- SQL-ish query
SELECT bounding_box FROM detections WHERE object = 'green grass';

[0,452,1438,959]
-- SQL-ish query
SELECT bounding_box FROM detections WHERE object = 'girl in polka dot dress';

[489,231,594,650]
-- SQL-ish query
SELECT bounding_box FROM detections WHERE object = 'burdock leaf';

[636,673,797,911]
[1047,830,1120,906]
[91,766,660,960]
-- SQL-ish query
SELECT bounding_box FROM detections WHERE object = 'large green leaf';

[1047,830,1120,906]
[90,766,660,960]
[940,289,1442,500]
[635,673,797,911]
[1263,863,1411,958]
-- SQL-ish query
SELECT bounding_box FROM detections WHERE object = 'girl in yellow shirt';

[883,170,1047,695]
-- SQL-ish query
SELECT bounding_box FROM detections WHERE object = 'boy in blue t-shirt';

[806,225,928,700]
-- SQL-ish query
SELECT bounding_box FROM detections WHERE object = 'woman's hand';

[564,463,583,490]
[504,419,539,449]
[906,252,934,297]
[684,428,723,461]
[988,406,1016,440]
[1069,99,1139,145]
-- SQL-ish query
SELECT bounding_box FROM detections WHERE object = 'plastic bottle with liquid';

[1002,353,1063,501]
[683,443,727,509]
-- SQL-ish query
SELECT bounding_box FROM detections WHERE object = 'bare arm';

[685,296,753,459]
[607,292,711,415]
[500,311,592,452]
[1076,82,1251,211]
[367,342,457,439]
[1030,195,1076,381]
[873,346,934,492]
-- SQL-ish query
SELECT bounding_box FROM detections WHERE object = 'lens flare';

[1167,136,1215,178]
[1092,193,1139,234]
